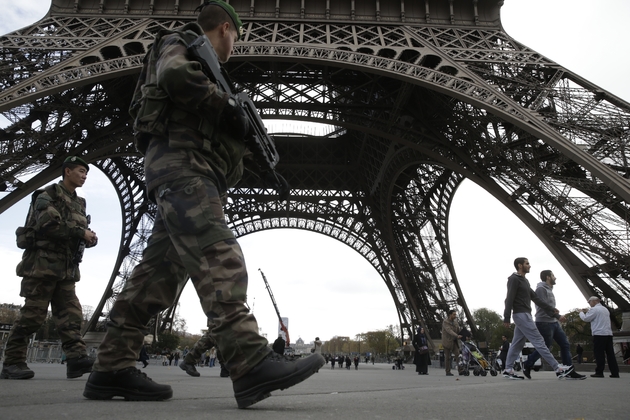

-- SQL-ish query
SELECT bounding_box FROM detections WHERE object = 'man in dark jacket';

[1,156,97,380]
[82,1,323,407]
[502,258,573,380]
[272,336,286,355]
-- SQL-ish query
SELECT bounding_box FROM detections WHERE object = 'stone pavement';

[0,361,626,420]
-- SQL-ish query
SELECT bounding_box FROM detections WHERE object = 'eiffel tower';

[1,0,629,340]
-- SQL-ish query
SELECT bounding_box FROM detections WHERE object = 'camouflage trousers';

[4,277,86,365]
[185,326,216,363]
[93,176,270,380]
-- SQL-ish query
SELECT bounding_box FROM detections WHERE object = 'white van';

[496,342,543,371]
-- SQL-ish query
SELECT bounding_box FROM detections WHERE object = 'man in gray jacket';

[521,270,586,380]
[503,258,574,379]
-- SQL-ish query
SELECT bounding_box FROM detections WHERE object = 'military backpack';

[15,184,57,250]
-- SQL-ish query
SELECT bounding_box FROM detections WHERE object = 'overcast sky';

[1,1,628,344]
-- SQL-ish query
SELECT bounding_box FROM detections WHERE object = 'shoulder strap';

[23,188,48,226]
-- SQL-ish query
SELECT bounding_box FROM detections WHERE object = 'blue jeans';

[525,321,572,368]
[506,313,559,371]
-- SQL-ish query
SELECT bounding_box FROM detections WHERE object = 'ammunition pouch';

[130,84,172,155]
[15,226,35,250]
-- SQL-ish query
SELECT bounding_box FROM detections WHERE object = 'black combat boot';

[66,355,94,378]
[0,362,35,379]
[233,352,325,409]
[179,355,200,377]
[83,367,173,401]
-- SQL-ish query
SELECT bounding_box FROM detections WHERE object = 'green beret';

[200,0,243,41]
[63,156,90,171]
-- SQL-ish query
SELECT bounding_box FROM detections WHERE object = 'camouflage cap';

[63,156,90,171]
[197,0,244,41]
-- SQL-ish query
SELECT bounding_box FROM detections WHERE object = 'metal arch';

[225,190,419,339]
[371,145,470,337]
[321,86,630,314]
[371,89,630,309]
[82,155,155,333]
[225,182,399,304]
[2,16,628,199]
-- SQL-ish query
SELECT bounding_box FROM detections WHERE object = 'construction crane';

[258,268,290,347]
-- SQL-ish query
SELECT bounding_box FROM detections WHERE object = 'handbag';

[418,345,429,355]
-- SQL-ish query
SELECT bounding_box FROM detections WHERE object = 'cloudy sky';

[1,1,628,344]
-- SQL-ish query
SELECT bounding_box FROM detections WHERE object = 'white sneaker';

[555,364,574,379]
[503,370,524,380]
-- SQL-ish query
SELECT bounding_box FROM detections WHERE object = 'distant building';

[292,337,319,355]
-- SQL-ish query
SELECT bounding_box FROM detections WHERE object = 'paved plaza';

[0,361,626,419]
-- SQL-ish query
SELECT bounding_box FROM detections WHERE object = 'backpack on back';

[15,185,56,250]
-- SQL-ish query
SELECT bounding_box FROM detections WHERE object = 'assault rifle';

[188,35,280,174]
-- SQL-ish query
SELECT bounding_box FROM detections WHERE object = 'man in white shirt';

[579,296,620,378]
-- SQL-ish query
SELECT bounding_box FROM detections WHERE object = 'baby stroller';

[457,339,498,377]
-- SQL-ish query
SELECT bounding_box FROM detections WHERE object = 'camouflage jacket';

[16,182,90,281]
[130,22,247,195]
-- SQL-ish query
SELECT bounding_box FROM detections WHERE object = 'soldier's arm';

[33,192,85,242]
[155,34,228,115]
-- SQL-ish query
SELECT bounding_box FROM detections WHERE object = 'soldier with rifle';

[83,0,324,408]
[1,156,98,380]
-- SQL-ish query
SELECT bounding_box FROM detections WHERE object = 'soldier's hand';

[84,229,98,246]
[222,95,250,140]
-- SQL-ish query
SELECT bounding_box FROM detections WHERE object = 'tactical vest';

[129,23,218,155]
[16,183,89,281]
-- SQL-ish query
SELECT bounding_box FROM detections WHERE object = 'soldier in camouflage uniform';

[83,0,324,408]
[179,327,230,377]
[1,156,98,380]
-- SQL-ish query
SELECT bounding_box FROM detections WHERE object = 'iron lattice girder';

[370,139,474,336]
[1,14,628,167]
[2,15,628,202]
[82,155,155,332]
[1,0,630,338]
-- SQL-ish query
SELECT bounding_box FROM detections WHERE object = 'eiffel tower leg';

[82,157,154,335]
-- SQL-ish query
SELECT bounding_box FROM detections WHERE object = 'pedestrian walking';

[521,270,586,380]
[576,344,583,364]
[502,258,573,380]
